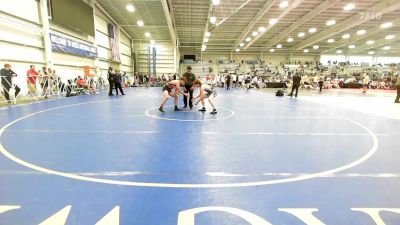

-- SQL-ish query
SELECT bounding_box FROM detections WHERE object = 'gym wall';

[135,41,176,74]
[0,0,134,88]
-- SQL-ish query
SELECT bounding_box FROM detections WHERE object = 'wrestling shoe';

[199,107,206,112]
[210,109,217,114]
[159,107,165,112]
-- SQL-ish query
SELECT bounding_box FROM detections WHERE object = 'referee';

[182,66,196,109]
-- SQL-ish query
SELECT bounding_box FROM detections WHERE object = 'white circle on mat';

[0,100,379,188]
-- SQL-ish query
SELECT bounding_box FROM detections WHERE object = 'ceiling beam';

[201,2,213,48]
[232,0,274,47]
[347,34,400,54]
[160,0,178,46]
[264,0,341,48]
[210,0,253,30]
[293,0,400,50]
[322,17,400,53]
[243,0,305,50]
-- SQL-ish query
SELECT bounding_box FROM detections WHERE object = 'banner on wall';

[50,33,98,58]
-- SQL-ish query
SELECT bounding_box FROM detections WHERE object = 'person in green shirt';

[182,66,196,109]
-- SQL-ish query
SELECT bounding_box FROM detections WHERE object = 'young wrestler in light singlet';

[191,80,217,114]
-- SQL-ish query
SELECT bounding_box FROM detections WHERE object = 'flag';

[108,23,120,62]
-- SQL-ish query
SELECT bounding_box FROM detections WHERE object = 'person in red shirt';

[27,65,39,96]
[76,76,86,87]
[76,76,94,94]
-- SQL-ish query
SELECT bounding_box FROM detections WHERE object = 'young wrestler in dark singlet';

[159,77,188,112]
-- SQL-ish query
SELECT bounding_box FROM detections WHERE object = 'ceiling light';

[313,45,319,49]
[269,18,278,25]
[343,3,355,11]
[337,50,342,54]
[279,1,289,9]
[258,27,266,32]
[150,40,155,44]
[326,20,336,26]
[287,37,293,42]
[277,44,282,48]
[308,28,317,33]
[298,32,305,37]
[385,35,395,40]
[210,16,217,24]
[144,32,151,37]
[240,43,245,47]
[380,22,393,29]
[366,40,374,45]
[342,34,350,39]
[204,38,209,42]
[205,32,211,37]
[270,49,275,52]
[236,48,240,52]
[137,20,144,27]
[252,31,258,36]
[383,46,391,50]
[348,45,355,49]
[368,51,375,55]
[356,30,366,35]
[245,37,251,42]
[212,0,220,6]
[303,49,309,53]
[201,44,207,51]
[327,39,335,43]
[126,4,135,12]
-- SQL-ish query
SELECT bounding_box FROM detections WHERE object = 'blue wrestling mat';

[0,87,399,225]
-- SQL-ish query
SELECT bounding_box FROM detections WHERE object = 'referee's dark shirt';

[293,75,301,85]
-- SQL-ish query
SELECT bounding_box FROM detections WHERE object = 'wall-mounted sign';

[50,33,98,58]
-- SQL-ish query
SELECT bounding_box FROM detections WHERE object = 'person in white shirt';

[362,73,370,94]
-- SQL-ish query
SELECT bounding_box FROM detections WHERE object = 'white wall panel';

[53,52,94,67]
[121,55,132,66]
[120,43,131,56]
[98,60,110,70]
[95,14,109,34]
[0,0,40,23]
[120,31,130,46]
[136,42,175,73]
[0,42,44,63]
[0,23,43,47]
[95,30,109,49]
[97,46,109,59]
[121,65,133,73]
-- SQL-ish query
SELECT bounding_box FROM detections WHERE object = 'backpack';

[276,90,284,96]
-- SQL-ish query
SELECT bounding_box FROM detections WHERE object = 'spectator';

[1,64,20,103]
[226,74,231,90]
[39,66,51,98]
[318,73,324,92]
[362,73,370,94]
[113,70,125,95]
[289,72,302,98]
[27,65,39,97]
[76,76,94,94]
[107,67,115,96]
[395,75,400,104]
